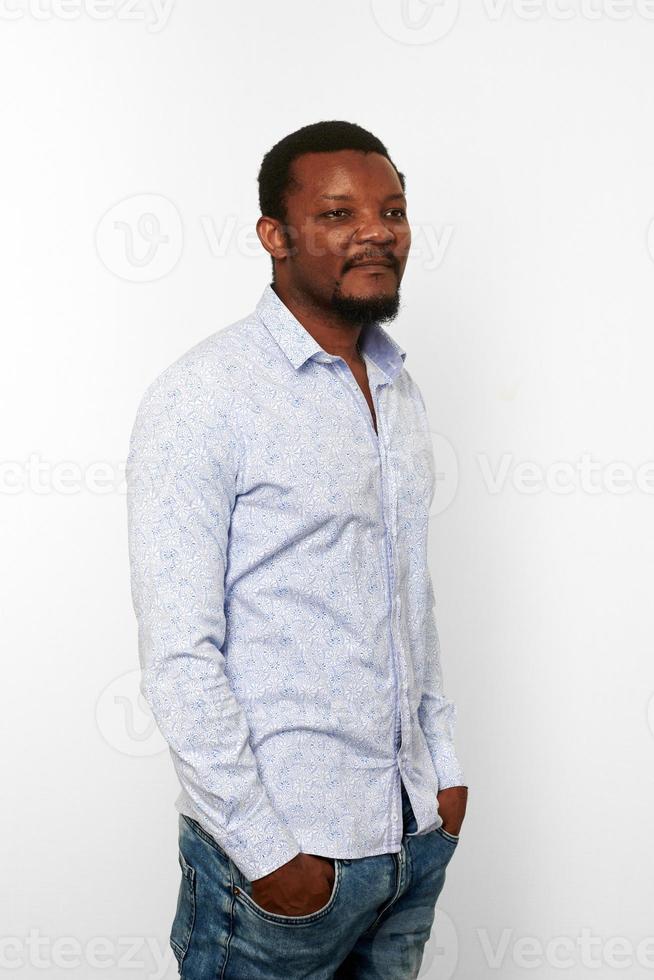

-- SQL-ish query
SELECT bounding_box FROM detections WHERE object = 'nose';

[352,213,396,246]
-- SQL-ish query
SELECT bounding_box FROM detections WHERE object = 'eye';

[322,209,351,219]
[385,208,407,219]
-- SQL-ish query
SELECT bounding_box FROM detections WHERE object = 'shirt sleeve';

[410,374,467,791]
[125,366,301,880]
[418,585,467,790]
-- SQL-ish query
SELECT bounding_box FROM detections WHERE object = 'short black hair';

[257,120,405,222]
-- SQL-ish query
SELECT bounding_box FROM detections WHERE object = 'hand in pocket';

[250,853,335,916]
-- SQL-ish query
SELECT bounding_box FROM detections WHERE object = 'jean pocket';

[233,859,341,927]
[170,848,196,968]
[436,826,460,845]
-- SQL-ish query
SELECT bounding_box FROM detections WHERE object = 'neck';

[271,281,364,364]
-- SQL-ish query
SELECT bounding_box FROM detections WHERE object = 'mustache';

[342,251,400,274]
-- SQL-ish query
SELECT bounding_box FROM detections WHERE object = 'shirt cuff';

[425,736,467,791]
[220,805,302,881]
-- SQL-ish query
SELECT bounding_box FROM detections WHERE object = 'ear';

[256,216,295,263]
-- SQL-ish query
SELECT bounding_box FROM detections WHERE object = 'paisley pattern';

[126,284,465,882]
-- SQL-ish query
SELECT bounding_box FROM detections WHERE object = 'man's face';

[277,150,411,322]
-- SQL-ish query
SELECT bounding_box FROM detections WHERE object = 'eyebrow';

[318,192,407,203]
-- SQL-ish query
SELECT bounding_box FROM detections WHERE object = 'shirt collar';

[255,283,407,382]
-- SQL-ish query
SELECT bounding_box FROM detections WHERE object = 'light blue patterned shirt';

[126,283,465,881]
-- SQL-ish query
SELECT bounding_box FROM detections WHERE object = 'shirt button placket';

[377,400,408,764]
[390,453,411,755]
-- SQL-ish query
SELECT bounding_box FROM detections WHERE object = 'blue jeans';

[170,782,460,979]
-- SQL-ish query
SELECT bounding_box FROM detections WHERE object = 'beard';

[329,283,401,329]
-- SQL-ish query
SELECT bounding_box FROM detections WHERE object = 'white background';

[2,1,654,977]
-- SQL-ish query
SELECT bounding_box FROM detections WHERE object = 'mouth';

[347,260,396,272]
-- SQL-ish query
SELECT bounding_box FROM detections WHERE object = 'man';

[126,120,468,979]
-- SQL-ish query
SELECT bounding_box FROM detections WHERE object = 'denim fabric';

[169,781,460,979]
